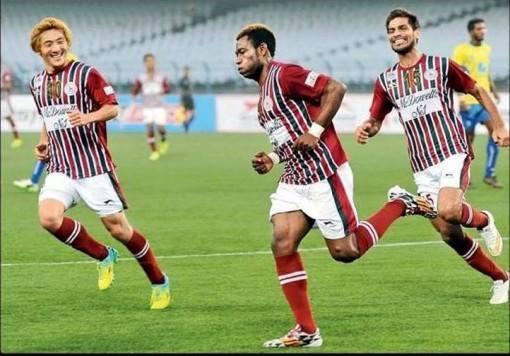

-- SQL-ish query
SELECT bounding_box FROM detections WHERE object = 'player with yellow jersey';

[452,18,502,188]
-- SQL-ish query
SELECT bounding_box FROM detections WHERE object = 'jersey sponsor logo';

[103,85,114,95]
[263,118,291,149]
[64,82,78,96]
[397,88,441,121]
[42,103,78,131]
[263,96,273,111]
[424,69,437,81]
[304,71,319,87]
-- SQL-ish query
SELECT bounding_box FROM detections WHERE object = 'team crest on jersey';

[424,69,437,80]
[386,71,397,81]
[263,96,273,111]
[64,82,78,96]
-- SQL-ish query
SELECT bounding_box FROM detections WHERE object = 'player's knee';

[271,228,297,255]
[105,222,126,240]
[39,213,63,233]
[437,205,461,224]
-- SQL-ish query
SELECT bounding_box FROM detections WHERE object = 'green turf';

[1,131,508,353]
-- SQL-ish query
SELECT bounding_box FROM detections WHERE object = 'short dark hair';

[143,53,154,61]
[236,23,276,57]
[386,8,420,31]
[467,18,484,32]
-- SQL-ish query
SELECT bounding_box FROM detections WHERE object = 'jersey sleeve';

[448,59,476,93]
[279,64,330,102]
[28,82,42,115]
[86,68,118,106]
[369,79,393,121]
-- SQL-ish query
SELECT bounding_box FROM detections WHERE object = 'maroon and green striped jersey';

[370,54,476,173]
[258,61,348,185]
[29,60,118,179]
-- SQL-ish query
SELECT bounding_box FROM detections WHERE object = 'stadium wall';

[2,93,508,134]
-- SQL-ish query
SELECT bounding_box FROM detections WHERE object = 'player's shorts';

[142,107,167,125]
[1,99,13,118]
[181,95,194,110]
[39,172,128,217]
[269,162,358,239]
[413,153,471,209]
[460,104,489,133]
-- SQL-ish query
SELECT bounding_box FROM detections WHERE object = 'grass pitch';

[1,131,508,353]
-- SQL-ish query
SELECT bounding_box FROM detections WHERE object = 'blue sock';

[484,136,499,178]
[30,161,46,184]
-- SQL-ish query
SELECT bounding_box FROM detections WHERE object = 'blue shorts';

[460,104,489,133]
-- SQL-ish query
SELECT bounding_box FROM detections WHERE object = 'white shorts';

[413,153,471,209]
[269,162,359,239]
[1,99,13,118]
[142,107,166,125]
[39,172,127,217]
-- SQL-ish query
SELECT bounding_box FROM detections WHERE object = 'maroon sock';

[124,230,165,284]
[451,234,507,281]
[147,135,157,152]
[460,203,488,229]
[275,252,316,334]
[355,200,405,256]
[53,217,108,260]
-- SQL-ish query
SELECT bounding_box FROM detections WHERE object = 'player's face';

[39,29,69,70]
[387,17,419,55]
[145,56,156,71]
[235,36,262,80]
[470,22,486,42]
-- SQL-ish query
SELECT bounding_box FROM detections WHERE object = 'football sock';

[451,234,507,281]
[275,252,316,334]
[355,200,406,256]
[6,117,19,138]
[125,229,165,284]
[53,217,108,260]
[460,203,489,229]
[147,135,157,152]
[159,129,166,142]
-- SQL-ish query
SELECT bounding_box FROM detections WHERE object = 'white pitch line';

[1,237,508,267]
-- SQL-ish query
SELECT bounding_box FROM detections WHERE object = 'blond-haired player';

[29,17,171,309]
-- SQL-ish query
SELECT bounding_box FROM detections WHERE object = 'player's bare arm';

[35,126,50,162]
[355,118,382,144]
[467,84,509,147]
[292,79,346,152]
[251,152,275,175]
[68,104,119,127]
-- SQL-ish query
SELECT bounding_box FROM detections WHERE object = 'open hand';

[68,110,91,127]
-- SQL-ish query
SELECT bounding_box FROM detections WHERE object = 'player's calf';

[326,236,360,263]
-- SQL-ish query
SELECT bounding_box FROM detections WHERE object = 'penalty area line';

[1,237,508,267]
